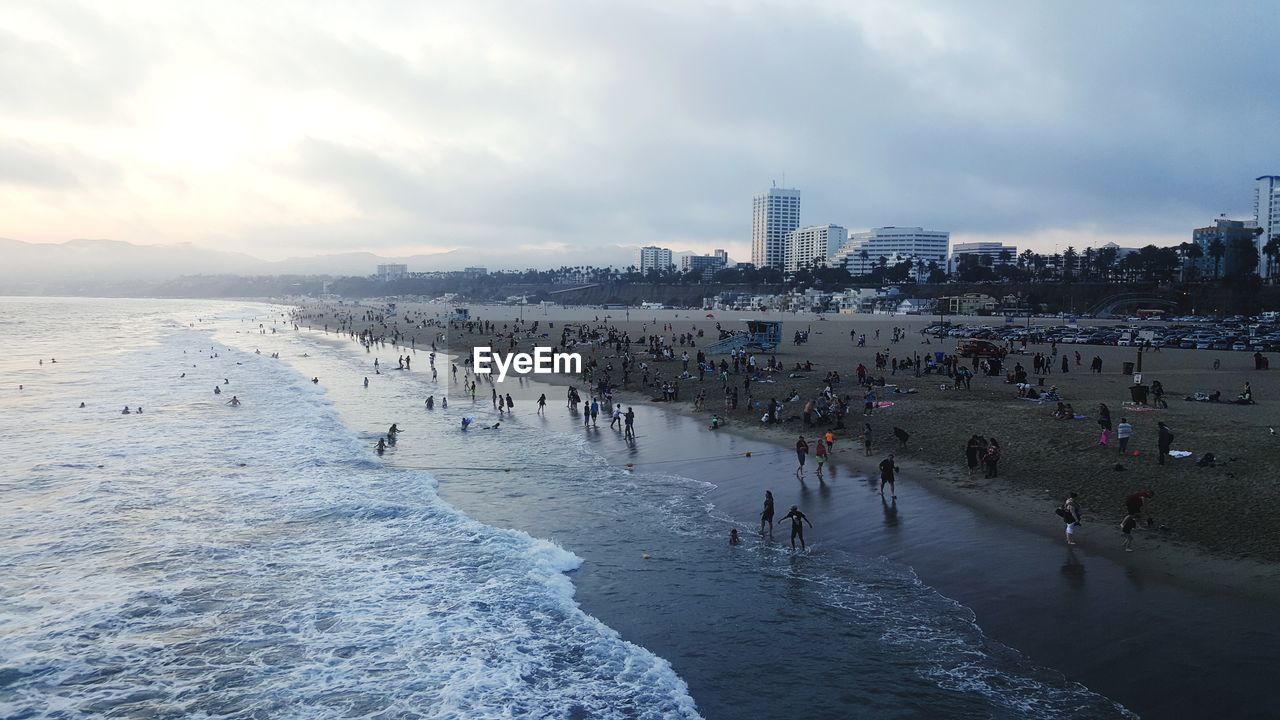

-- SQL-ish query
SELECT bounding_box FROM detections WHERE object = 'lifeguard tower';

[707,320,782,354]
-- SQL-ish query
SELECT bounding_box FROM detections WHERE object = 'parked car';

[956,338,1008,358]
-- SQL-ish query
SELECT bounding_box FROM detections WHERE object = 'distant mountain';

[0,238,727,294]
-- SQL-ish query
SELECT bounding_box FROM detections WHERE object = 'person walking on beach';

[760,490,775,537]
[862,423,873,456]
[1117,418,1133,455]
[780,505,813,551]
[795,436,809,479]
[815,438,828,480]
[537,393,546,413]
[610,404,622,429]
[879,454,899,499]
[1157,422,1174,465]
[1060,493,1082,545]
[590,398,600,426]
[624,407,635,438]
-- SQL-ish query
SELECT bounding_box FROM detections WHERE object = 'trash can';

[1129,384,1149,404]
[1122,361,1135,375]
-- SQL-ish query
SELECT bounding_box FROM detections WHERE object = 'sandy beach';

[293,301,1280,600]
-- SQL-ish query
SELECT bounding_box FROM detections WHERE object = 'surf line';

[389,448,790,473]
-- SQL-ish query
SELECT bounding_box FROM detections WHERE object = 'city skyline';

[2,1,1277,264]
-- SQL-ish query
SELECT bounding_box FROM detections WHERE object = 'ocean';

[0,297,1192,718]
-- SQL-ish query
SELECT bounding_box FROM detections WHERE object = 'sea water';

[0,298,1131,718]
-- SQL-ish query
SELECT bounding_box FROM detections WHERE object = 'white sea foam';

[0,301,702,719]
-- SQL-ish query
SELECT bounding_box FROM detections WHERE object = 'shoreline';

[291,300,1280,603]
[272,302,1280,718]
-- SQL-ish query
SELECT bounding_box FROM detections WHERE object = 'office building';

[752,186,801,268]
[639,246,673,274]
[783,224,847,273]
[376,264,408,281]
[831,227,949,276]
[951,241,1018,267]
[682,249,730,278]
[1192,217,1262,278]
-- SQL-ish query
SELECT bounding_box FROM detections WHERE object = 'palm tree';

[1082,247,1095,281]
[1062,246,1078,281]
[858,249,870,277]
[1264,235,1280,281]
[1207,238,1226,280]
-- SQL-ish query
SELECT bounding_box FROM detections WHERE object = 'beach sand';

[292,301,1280,599]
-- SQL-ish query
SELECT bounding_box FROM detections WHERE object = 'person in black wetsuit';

[780,505,813,550]
[760,490,775,536]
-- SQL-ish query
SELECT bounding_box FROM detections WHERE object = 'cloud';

[0,0,1276,262]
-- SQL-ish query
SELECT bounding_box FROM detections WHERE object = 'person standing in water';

[780,505,813,551]
[794,435,809,479]
[760,490,775,537]
[879,454,899,499]
[814,438,828,480]
[537,393,546,414]
[624,407,635,438]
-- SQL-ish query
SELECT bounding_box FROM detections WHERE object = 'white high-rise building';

[1255,175,1280,277]
[784,224,847,273]
[752,186,801,268]
[638,246,673,274]
[831,227,950,276]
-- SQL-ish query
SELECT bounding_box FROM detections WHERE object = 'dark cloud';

[1,0,1277,260]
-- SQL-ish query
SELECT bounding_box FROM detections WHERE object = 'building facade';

[638,246,673,274]
[376,264,408,281]
[831,227,949,276]
[1192,217,1261,279]
[682,249,729,279]
[752,186,801,268]
[950,241,1018,267]
[1256,175,1280,277]
[783,224,846,273]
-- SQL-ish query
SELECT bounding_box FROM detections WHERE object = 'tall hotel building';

[1256,175,1280,277]
[752,186,801,268]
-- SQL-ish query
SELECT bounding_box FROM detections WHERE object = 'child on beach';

[729,528,741,545]
[815,439,828,479]
[1121,512,1137,551]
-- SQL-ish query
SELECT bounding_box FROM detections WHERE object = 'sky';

[1,0,1277,266]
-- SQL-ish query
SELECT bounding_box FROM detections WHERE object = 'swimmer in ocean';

[122,406,131,414]
[375,438,386,454]
[441,397,448,408]
[729,528,741,545]
[214,386,222,395]
[461,417,473,430]
[227,396,241,407]
[364,377,369,387]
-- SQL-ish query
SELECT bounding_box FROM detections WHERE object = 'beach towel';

[1168,450,1192,458]
[1073,414,1088,420]
[874,401,895,409]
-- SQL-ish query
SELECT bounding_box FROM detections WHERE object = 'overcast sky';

[2,0,1277,264]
